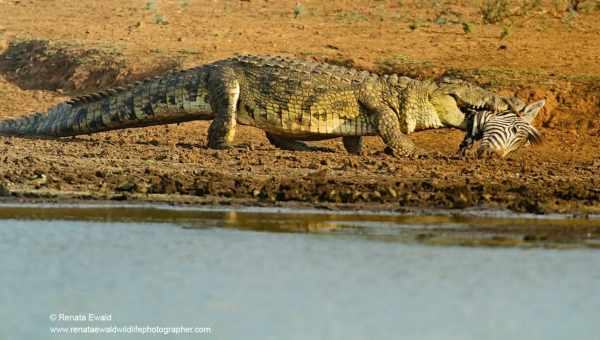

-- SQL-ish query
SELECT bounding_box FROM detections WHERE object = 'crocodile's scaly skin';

[0,55,519,156]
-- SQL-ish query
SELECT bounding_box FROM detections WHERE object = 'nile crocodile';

[0,54,544,157]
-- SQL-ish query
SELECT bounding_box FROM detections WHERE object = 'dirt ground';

[0,0,599,214]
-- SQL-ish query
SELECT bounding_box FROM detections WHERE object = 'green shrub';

[481,0,510,24]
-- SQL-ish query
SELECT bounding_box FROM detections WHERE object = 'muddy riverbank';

[0,0,598,214]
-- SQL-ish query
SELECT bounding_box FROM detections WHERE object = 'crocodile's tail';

[0,66,215,137]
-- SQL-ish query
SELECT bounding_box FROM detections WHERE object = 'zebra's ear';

[522,100,545,123]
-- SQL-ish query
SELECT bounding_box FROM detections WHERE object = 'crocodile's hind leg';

[342,136,363,155]
[265,133,334,153]
[207,68,240,149]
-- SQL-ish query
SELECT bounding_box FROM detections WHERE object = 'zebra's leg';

[265,133,334,152]
[458,136,475,156]
[207,68,240,149]
[457,110,484,157]
[342,136,363,155]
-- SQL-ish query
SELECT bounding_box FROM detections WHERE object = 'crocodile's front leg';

[359,93,424,157]
[207,67,240,149]
[369,106,421,157]
[458,135,476,156]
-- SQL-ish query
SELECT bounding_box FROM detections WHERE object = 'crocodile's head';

[459,100,545,158]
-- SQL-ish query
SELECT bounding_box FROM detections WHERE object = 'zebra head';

[459,100,545,158]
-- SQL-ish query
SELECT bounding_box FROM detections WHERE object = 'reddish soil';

[0,0,598,214]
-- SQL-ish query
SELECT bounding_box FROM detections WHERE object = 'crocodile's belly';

[237,93,375,137]
[238,107,374,138]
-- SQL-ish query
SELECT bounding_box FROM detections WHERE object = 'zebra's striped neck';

[466,110,495,139]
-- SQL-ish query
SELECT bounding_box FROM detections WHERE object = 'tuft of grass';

[178,0,190,10]
[143,0,168,25]
[154,14,168,25]
[481,0,511,24]
[462,22,475,33]
[561,8,578,27]
[293,3,305,19]
[144,0,157,11]
[434,15,448,26]
[500,25,512,39]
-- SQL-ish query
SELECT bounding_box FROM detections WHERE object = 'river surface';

[0,204,599,340]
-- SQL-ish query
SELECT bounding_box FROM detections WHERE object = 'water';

[0,205,599,340]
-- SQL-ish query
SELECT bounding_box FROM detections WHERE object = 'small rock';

[387,187,397,198]
[0,182,10,196]
[30,173,47,187]
[116,181,137,192]
[136,182,149,194]
[111,194,128,201]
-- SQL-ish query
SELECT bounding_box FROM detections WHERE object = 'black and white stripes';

[459,100,545,158]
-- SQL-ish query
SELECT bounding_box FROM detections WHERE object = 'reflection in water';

[0,204,597,247]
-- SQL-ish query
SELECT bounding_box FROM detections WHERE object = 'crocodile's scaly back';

[0,67,214,137]
[218,55,383,138]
